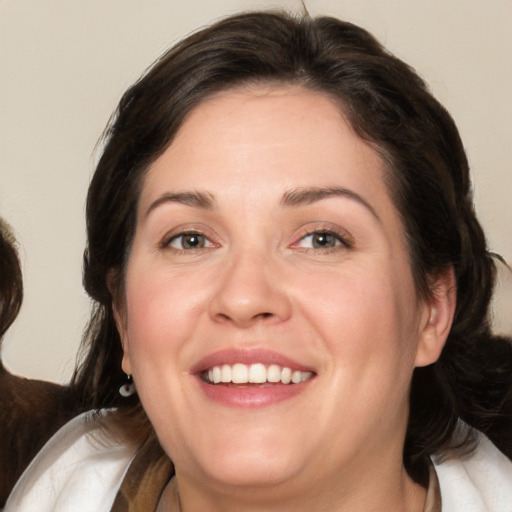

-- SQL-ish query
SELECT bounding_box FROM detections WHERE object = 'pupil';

[183,234,203,249]
[313,233,334,248]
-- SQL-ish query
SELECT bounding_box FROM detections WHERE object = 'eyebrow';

[281,186,380,221]
[144,191,215,218]
[144,186,380,221]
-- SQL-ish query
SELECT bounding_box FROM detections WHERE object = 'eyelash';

[161,226,352,255]
[294,228,353,252]
[161,230,215,252]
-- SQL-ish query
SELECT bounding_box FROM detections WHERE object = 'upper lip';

[189,347,315,375]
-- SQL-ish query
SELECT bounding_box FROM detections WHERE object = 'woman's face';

[116,86,447,497]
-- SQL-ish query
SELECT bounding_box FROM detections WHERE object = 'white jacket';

[5,412,512,511]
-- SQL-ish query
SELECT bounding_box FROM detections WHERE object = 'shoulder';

[4,410,138,512]
[433,431,512,512]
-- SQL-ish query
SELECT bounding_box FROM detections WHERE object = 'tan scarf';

[110,436,174,512]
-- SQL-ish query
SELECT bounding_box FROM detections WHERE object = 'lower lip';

[195,377,313,408]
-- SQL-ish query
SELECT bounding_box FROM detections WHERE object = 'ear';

[415,267,456,367]
[107,269,133,376]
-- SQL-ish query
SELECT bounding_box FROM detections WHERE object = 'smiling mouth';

[202,363,314,386]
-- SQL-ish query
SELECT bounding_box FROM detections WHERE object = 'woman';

[5,10,512,512]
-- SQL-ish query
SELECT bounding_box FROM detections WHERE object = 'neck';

[158,463,427,512]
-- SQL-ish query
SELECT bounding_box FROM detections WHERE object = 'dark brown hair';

[0,219,23,340]
[72,11,512,484]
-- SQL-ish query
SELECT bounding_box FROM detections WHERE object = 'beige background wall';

[1,0,510,384]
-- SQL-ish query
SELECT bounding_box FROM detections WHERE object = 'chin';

[198,448,299,488]
[170,425,305,489]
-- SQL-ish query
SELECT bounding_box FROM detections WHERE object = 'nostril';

[257,312,273,319]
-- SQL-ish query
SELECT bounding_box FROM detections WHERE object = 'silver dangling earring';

[119,374,136,397]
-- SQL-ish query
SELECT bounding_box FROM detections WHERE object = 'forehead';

[140,85,390,207]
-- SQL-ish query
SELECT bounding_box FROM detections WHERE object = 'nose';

[208,249,292,328]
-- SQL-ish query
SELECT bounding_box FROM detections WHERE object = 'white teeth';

[232,363,249,383]
[203,363,313,385]
[291,370,302,384]
[301,371,313,382]
[212,366,222,384]
[221,364,232,383]
[249,363,267,383]
[267,364,281,383]
[281,367,292,384]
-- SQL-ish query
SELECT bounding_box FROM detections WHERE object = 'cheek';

[121,265,212,446]
[279,261,421,446]
[122,263,209,373]
[294,260,420,375]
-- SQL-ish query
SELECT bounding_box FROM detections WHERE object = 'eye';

[166,232,213,250]
[296,230,351,250]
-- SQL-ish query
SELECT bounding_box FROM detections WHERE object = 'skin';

[115,86,455,511]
